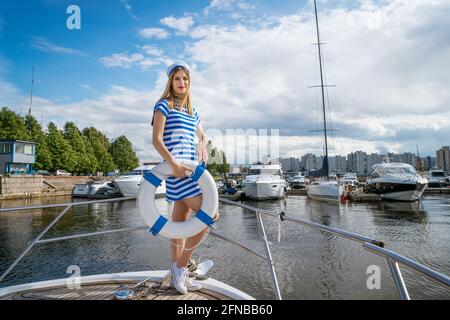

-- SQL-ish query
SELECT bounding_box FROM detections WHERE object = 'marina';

[0,0,449,302]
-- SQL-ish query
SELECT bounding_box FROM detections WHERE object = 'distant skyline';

[0,0,449,162]
[287,147,446,159]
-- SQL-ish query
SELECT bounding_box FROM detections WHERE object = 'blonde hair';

[158,67,193,115]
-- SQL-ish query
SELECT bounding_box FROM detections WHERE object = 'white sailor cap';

[167,62,191,77]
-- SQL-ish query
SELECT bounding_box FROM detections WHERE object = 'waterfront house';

[0,139,36,174]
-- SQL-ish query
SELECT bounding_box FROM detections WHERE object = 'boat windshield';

[376,166,417,176]
[249,169,281,175]
[431,171,445,177]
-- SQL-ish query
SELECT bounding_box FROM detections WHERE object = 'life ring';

[137,162,218,239]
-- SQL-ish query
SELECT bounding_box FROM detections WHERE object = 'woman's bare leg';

[170,200,190,264]
[177,195,219,268]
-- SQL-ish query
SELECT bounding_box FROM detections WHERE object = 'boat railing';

[0,196,449,300]
[218,198,449,300]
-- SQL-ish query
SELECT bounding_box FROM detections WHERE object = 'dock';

[286,189,307,196]
[346,191,381,202]
[286,187,450,202]
[0,175,113,200]
[424,187,450,194]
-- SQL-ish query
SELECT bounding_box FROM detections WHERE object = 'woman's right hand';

[170,161,191,179]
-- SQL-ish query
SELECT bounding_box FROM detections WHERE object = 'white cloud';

[3,0,450,163]
[99,47,172,70]
[160,15,194,34]
[204,0,255,15]
[120,0,138,20]
[138,27,170,39]
[99,53,145,68]
[140,45,164,57]
[30,36,87,57]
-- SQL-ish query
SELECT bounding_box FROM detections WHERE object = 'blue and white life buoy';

[137,162,218,239]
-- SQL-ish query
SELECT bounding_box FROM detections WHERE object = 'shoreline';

[0,175,113,200]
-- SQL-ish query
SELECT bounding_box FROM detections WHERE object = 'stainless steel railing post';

[255,211,282,300]
[387,259,410,300]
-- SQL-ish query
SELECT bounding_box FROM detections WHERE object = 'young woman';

[151,62,218,294]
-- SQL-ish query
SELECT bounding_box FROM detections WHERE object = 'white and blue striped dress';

[152,99,202,202]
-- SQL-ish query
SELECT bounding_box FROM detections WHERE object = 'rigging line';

[325,84,337,159]
[315,43,321,152]
[326,95,336,158]
[313,0,331,178]
[314,31,337,172]
[320,45,337,159]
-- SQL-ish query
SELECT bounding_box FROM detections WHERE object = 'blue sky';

[1,0,206,100]
[0,0,449,163]
[1,0,313,101]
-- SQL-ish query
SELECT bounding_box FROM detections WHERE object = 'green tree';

[205,142,230,180]
[0,107,31,140]
[109,135,139,173]
[82,135,99,174]
[47,122,76,172]
[24,115,52,170]
[218,152,230,181]
[82,127,115,174]
[63,121,90,174]
[240,165,249,174]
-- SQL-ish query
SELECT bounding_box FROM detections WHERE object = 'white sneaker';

[170,262,187,295]
[186,275,202,291]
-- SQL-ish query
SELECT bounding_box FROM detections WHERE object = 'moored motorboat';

[341,173,359,189]
[72,183,90,197]
[289,172,307,189]
[365,162,428,202]
[243,164,286,200]
[114,163,166,198]
[426,169,448,188]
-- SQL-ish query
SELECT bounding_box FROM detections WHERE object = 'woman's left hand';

[197,145,208,163]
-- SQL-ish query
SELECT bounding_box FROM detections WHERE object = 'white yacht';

[306,157,343,202]
[365,163,428,202]
[306,179,342,202]
[72,183,90,197]
[114,163,166,198]
[426,169,448,188]
[88,181,122,199]
[341,173,359,189]
[243,164,286,200]
[72,181,121,198]
[289,172,307,189]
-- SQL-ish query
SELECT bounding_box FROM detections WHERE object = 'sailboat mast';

[28,66,34,117]
[313,0,329,177]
